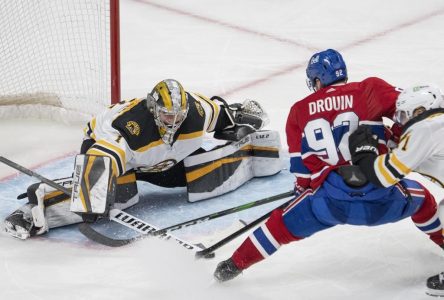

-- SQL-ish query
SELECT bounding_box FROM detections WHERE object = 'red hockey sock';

[232,209,301,270]
[411,186,443,246]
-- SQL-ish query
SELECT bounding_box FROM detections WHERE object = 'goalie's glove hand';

[349,125,379,165]
[229,99,269,130]
[4,204,48,240]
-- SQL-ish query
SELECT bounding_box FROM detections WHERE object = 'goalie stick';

[0,156,210,256]
[78,190,294,247]
[78,214,208,260]
[0,156,71,195]
[79,209,214,257]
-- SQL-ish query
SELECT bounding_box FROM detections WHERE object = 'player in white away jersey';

[348,84,444,296]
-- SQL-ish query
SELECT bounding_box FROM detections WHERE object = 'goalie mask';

[395,84,444,125]
[148,79,189,144]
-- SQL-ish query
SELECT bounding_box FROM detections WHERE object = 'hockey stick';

[0,156,206,254]
[0,156,71,195]
[79,190,294,247]
[79,210,215,258]
[195,197,295,259]
[153,190,294,236]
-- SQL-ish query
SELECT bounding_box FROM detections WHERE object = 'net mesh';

[0,0,114,121]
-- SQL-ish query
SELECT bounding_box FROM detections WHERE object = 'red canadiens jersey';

[286,77,400,190]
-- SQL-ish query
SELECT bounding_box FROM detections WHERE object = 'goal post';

[110,0,121,106]
[0,0,121,122]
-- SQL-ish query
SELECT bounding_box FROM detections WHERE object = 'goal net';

[0,0,120,123]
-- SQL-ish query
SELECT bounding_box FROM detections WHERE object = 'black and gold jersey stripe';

[87,140,125,176]
[359,108,444,188]
[192,92,219,130]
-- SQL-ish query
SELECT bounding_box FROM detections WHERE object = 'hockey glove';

[212,97,270,141]
[212,96,269,131]
[349,125,379,165]
[230,99,269,130]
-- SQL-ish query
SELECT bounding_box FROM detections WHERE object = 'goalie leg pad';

[40,173,138,229]
[4,172,139,240]
[41,173,138,224]
[4,177,72,239]
[184,130,282,202]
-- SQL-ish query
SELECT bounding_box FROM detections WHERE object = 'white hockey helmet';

[147,79,189,144]
[394,84,444,125]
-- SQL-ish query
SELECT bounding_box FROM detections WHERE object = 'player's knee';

[265,209,301,245]
[411,185,437,223]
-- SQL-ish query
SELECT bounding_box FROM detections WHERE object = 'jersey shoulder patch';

[111,100,161,150]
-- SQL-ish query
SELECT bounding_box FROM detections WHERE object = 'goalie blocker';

[70,155,117,222]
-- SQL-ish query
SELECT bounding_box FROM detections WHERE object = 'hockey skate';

[214,258,242,282]
[426,272,444,297]
[4,204,41,239]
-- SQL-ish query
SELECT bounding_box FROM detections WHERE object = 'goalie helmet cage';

[0,0,121,123]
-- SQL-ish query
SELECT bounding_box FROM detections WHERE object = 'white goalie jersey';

[84,93,223,176]
[373,110,444,188]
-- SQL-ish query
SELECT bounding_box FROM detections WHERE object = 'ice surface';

[1,0,444,299]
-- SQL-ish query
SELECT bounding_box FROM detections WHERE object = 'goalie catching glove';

[213,96,270,141]
[226,99,269,130]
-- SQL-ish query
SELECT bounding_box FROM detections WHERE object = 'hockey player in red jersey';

[213,49,443,282]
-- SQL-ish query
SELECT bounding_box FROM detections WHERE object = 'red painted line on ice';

[219,62,305,97]
[3,5,442,180]
[4,4,444,183]
[133,1,444,96]
[221,8,444,97]
[340,7,444,49]
[133,0,318,52]
[0,151,77,183]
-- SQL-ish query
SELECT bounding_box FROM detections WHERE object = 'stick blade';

[78,223,136,247]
